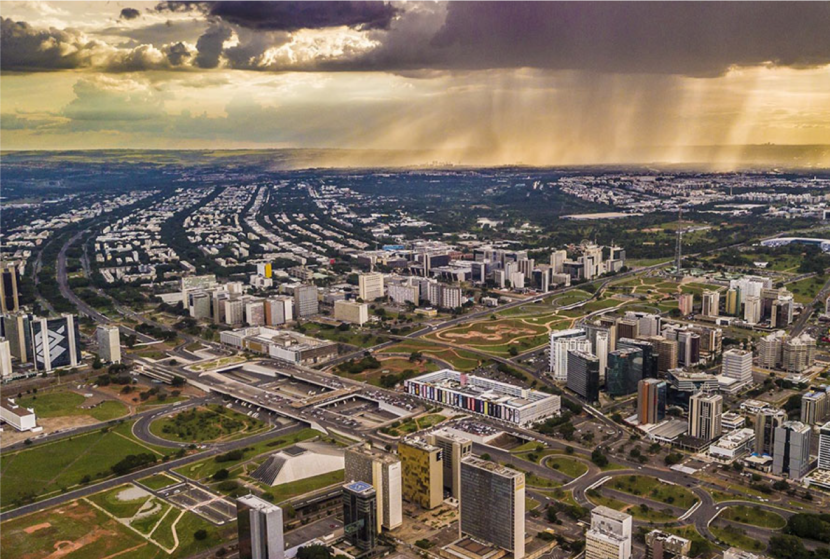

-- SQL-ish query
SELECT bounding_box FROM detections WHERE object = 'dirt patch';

[24,522,51,534]
[0,415,99,449]
[116,485,150,502]
[441,324,536,342]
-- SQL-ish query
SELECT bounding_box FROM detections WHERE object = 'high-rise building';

[782,334,817,373]
[237,495,284,559]
[725,288,739,316]
[549,329,590,382]
[293,285,319,318]
[223,298,245,325]
[595,330,610,384]
[744,295,762,324]
[264,297,294,326]
[721,349,752,386]
[343,481,377,552]
[31,314,80,373]
[427,429,472,499]
[758,330,787,369]
[550,250,567,274]
[678,293,694,316]
[616,318,639,341]
[702,290,720,317]
[645,530,691,559]
[618,337,658,379]
[606,347,643,396]
[772,421,812,480]
[688,392,722,441]
[677,330,701,367]
[460,457,525,559]
[96,325,121,364]
[586,506,632,559]
[649,336,679,374]
[398,437,443,509]
[344,444,402,531]
[334,300,369,325]
[801,392,828,426]
[245,300,266,326]
[755,408,787,456]
[1,312,31,363]
[0,262,20,314]
[0,338,12,378]
[818,421,830,470]
[638,379,667,425]
[358,272,385,302]
[567,350,601,402]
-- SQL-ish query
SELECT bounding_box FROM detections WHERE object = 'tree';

[508,346,519,356]
[591,448,609,468]
[212,468,229,481]
[297,544,333,559]
[194,529,208,541]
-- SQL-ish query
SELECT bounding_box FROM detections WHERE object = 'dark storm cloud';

[420,2,830,76]
[119,8,142,21]
[193,22,232,68]
[0,17,90,71]
[156,1,398,31]
[165,42,192,66]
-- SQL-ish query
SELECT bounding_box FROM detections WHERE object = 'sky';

[2,1,830,167]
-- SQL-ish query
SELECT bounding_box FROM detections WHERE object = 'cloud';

[193,22,232,68]
[119,8,141,21]
[157,1,399,31]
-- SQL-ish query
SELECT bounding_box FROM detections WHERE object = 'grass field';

[378,340,482,371]
[383,413,447,437]
[262,469,345,503]
[711,524,767,552]
[665,525,717,557]
[15,390,128,422]
[586,489,676,522]
[149,404,265,443]
[545,456,589,478]
[335,356,439,387]
[607,475,698,508]
[720,504,786,529]
[138,473,182,491]
[0,421,168,510]
[787,275,827,304]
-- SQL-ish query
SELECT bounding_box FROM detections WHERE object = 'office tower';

[725,288,739,316]
[245,300,266,326]
[344,444,402,530]
[758,330,787,369]
[440,285,463,309]
[189,291,212,319]
[586,506,632,559]
[755,408,786,456]
[688,392,722,441]
[212,291,229,324]
[701,290,720,317]
[638,379,667,425]
[342,481,377,552]
[677,331,700,367]
[398,437,443,509]
[265,297,294,326]
[801,392,828,425]
[223,298,244,326]
[649,336,678,374]
[818,421,830,470]
[237,495,284,559]
[0,338,12,378]
[618,338,657,379]
[517,258,534,278]
[509,271,525,289]
[96,325,121,364]
[721,349,752,386]
[567,350,601,402]
[257,262,272,279]
[616,318,639,341]
[678,293,693,316]
[595,330,609,384]
[31,314,80,373]
[549,329,590,381]
[645,530,691,559]
[550,250,567,274]
[628,312,661,338]
[0,262,20,313]
[460,457,525,559]
[388,283,419,306]
[293,285,319,317]
[606,347,643,396]
[358,272,384,301]
[427,429,472,499]
[782,334,817,373]
[744,295,762,324]
[334,300,369,325]
[2,312,31,363]
[772,421,812,480]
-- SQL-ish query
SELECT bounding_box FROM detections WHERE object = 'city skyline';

[1,1,830,167]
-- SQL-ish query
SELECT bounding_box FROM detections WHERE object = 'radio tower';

[675,230,683,272]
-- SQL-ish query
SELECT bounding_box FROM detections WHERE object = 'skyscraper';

[427,429,472,499]
[725,288,739,316]
[702,290,720,317]
[688,392,722,441]
[96,325,121,364]
[0,262,20,314]
[818,421,830,470]
[358,272,384,302]
[344,444,402,530]
[0,338,12,379]
[567,350,601,402]
[237,495,284,559]
[549,329,590,382]
[398,437,443,509]
[293,285,319,318]
[343,481,377,552]
[801,392,828,426]
[31,314,80,373]
[782,334,817,373]
[460,457,525,559]
[649,336,678,374]
[744,295,762,324]
[772,421,812,480]
[586,506,632,559]
[638,379,667,425]
[755,408,787,456]
[606,347,643,396]
[618,337,658,379]
[678,293,694,316]
[721,349,752,387]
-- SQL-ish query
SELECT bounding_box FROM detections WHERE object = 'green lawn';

[149,404,265,443]
[131,500,173,535]
[0,421,168,510]
[526,496,541,510]
[607,475,698,509]
[545,456,589,479]
[787,275,828,304]
[378,341,482,371]
[384,413,447,436]
[721,504,786,529]
[15,390,128,421]
[89,400,129,421]
[586,490,675,522]
[260,469,345,503]
[88,484,153,518]
[711,525,767,552]
[138,473,182,491]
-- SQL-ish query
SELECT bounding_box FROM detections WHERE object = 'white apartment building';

[549,329,590,382]
[96,325,122,364]
[586,506,632,559]
[721,348,752,386]
[334,300,369,325]
[359,272,385,301]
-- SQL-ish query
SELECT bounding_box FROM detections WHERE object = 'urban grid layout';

[2,3,830,559]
